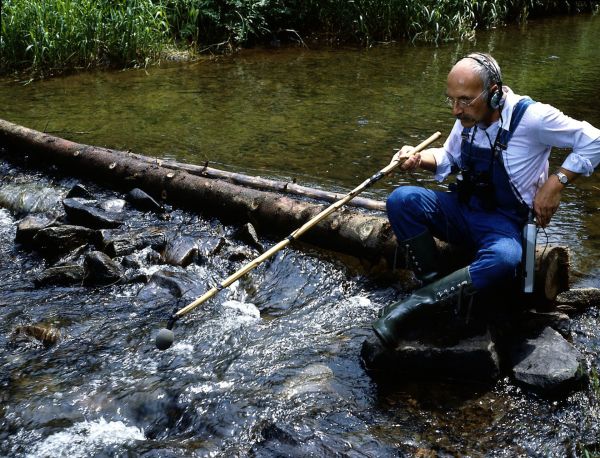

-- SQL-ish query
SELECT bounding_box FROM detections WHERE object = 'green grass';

[1,0,598,77]
[1,0,169,76]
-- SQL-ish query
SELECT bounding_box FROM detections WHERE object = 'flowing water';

[1,13,600,457]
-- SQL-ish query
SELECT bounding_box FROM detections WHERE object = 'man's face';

[446,61,495,128]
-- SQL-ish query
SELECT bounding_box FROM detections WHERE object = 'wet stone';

[223,245,256,262]
[83,251,124,285]
[11,324,61,347]
[126,188,163,212]
[34,264,85,286]
[519,309,571,338]
[66,183,94,199]
[100,227,167,258]
[32,224,98,258]
[54,244,90,266]
[197,234,225,257]
[63,197,125,229]
[122,270,150,284]
[145,248,163,265]
[121,254,141,269]
[15,214,57,245]
[235,222,265,252]
[555,287,600,312]
[136,270,204,303]
[162,236,200,267]
[361,330,500,383]
[510,326,585,394]
[100,198,126,213]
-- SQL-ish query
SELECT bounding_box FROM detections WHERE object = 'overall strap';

[495,96,536,214]
[458,126,474,172]
[496,97,535,150]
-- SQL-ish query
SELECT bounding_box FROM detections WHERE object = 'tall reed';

[1,0,169,76]
[1,0,598,76]
[162,0,598,48]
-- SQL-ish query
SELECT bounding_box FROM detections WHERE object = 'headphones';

[464,52,503,110]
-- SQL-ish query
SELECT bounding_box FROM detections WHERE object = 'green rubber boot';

[401,230,439,284]
[373,267,475,348]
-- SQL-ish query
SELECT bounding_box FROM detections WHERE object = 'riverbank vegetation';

[1,0,598,77]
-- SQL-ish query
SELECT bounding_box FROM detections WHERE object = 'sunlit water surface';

[1,13,600,457]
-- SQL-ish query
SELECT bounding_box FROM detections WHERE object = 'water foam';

[26,418,145,458]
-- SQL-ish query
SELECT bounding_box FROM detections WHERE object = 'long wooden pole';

[172,131,441,319]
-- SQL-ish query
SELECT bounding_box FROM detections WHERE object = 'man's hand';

[393,145,422,171]
[534,175,563,227]
[534,169,578,227]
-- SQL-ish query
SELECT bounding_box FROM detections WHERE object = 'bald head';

[448,59,486,93]
[453,53,502,90]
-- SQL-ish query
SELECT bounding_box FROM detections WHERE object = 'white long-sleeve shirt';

[430,87,600,207]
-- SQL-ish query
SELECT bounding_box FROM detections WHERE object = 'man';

[373,52,600,348]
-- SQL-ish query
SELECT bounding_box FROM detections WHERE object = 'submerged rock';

[280,364,336,400]
[0,182,63,216]
[222,299,260,320]
[12,324,61,347]
[136,269,204,303]
[510,326,585,394]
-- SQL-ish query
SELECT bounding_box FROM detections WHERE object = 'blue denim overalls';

[387,98,535,291]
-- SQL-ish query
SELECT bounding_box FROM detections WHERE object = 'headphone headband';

[465,52,502,85]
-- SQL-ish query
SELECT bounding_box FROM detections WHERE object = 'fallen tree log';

[0,118,569,301]
[0,119,399,261]
[127,153,387,212]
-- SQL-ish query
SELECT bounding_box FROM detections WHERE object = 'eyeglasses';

[445,89,487,108]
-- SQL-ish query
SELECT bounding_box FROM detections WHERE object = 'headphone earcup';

[489,89,502,110]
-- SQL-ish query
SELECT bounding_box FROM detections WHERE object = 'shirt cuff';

[431,147,452,182]
[561,153,595,176]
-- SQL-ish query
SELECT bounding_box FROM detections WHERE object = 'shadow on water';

[0,13,599,458]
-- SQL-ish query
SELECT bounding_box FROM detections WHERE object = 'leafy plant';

[1,0,169,76]
[2,0,599,76]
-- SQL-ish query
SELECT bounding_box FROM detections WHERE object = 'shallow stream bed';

[1,12,600,457]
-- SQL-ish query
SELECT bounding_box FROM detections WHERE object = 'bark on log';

[127,153,387,212]
[0,118,568,301]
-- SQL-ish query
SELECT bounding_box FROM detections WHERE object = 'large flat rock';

[361,330,500,383]
[510,326,584,394]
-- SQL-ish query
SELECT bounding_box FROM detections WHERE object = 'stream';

[1,13,599,457]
